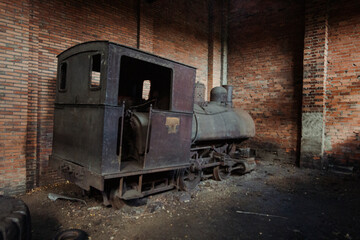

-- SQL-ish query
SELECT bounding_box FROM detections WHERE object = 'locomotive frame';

[49,41,255,205]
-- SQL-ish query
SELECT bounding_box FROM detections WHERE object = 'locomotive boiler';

[49,41,255,206]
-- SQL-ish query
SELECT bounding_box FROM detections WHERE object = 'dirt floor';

[19,161,360,240]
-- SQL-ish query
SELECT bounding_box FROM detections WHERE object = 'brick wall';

[0,0,29,194]
[229,0,360,168]
[301,0,360,168]
[325,0,360,167]
[228,0,305,163]
[1,0,222,194]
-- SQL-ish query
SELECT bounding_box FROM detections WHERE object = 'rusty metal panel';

[171,64,196,113]
[144,110,192,169]
[101,106,124,174]
[49,155,104,191]
[52,104,125,176]
[105,44,122,105]
[56,41,109,105]
[52,105,104,174]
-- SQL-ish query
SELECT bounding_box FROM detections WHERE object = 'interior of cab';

[118,56,172,111]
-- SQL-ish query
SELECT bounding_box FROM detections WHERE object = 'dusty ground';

[19,161,360,240]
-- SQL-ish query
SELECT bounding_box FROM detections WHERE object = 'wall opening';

[59,62,67,91]
[90,54,101,88]
[142,80,151,100]
[118,56,172,110]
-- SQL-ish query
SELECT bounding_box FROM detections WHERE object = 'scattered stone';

[147,202,163,213]
[122,205,146,216]
[134,208,144,215]
[179,193,191,203]
[87,206,102,211]
[201,181,211,188]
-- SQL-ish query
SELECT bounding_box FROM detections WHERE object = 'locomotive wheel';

[213,166,231,181]
[179,168,201,191]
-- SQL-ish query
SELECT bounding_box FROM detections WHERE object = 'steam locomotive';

[49,41,255,206]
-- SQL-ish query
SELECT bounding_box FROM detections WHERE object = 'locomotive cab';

[50,41,196,202]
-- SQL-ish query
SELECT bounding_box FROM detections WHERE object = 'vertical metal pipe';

[220,0,229,85]
[207,0,214,100]
[143,105,152,168]
[136,0,141,49]
[222,85,233,107]
[118,101,125,170]
[138,175,143,192]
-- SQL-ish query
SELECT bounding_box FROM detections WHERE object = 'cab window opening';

[91,54,101,88]
[142,80,151,101]
[59,62,67,91]
[118,56,172,111]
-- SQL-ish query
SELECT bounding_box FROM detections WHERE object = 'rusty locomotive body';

[49,41,255,204]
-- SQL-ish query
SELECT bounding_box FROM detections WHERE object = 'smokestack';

[222,85,233,107]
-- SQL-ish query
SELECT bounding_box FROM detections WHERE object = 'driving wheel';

[213,166,231,181]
